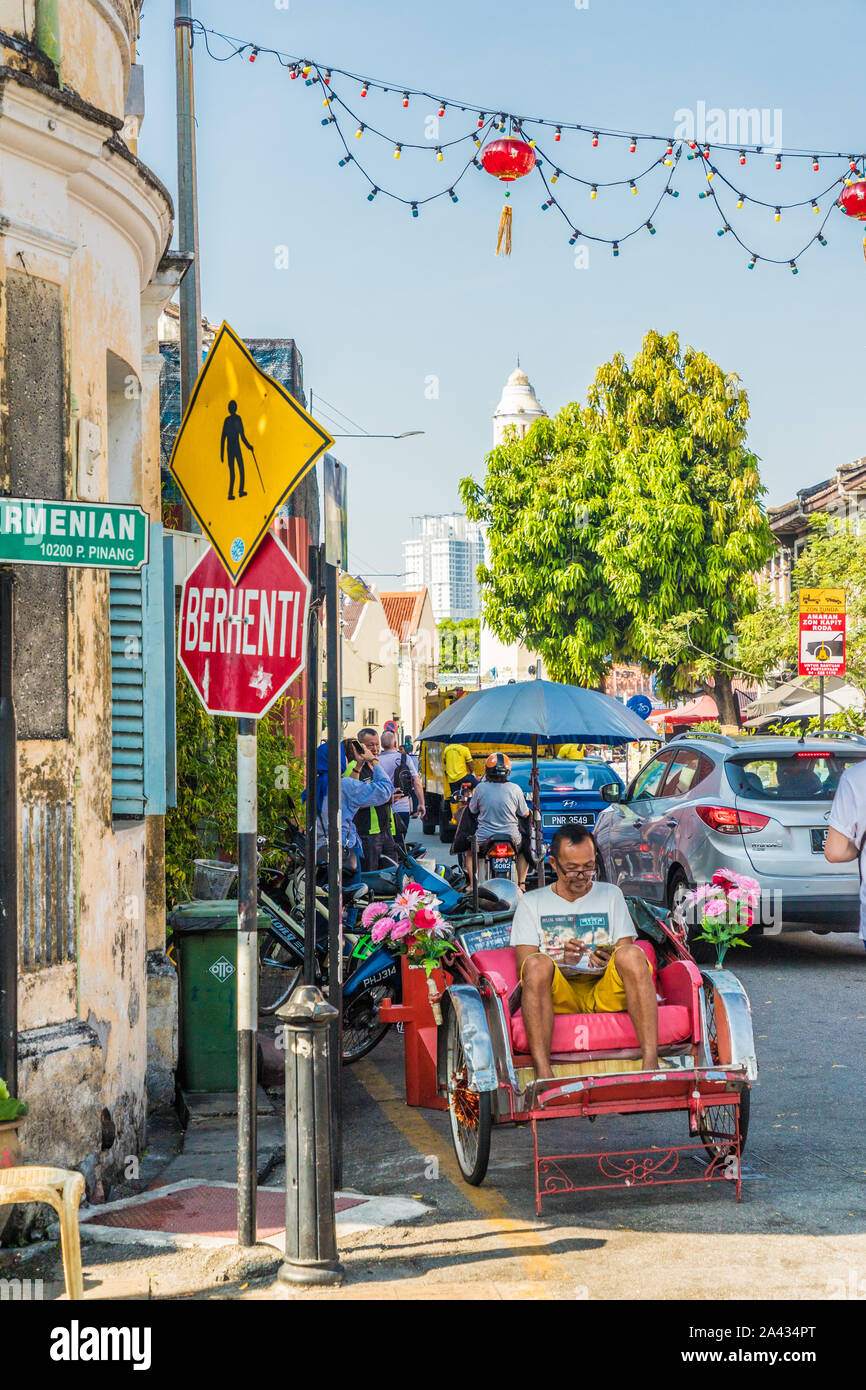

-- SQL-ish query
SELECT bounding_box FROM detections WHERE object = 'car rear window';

[510,763,622,793]
[725,753,866,801]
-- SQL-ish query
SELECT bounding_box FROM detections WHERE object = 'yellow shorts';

[520,948,652,1014]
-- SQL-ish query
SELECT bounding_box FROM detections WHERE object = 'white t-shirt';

[510,881,635,954]
[827,759,866,939]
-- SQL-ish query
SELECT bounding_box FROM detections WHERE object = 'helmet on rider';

[485,752,511,782]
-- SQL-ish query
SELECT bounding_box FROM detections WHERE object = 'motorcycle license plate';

[542,812,595,829]
[810,827,829,853]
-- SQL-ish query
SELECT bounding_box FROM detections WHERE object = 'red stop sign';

[178,531,310,718]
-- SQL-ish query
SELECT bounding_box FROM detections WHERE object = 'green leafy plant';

[0,1077,27,1122]
[165,664,305,905]
[438,618,480,673]
[461,330,774,725]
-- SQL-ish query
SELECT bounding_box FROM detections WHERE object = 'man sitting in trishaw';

[512,824,660,1080]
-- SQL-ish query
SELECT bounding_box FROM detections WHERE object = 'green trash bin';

[169,901,270,1092]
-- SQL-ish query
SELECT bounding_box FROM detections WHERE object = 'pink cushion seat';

[510,1004,692,1056]
[470,942,693,1057]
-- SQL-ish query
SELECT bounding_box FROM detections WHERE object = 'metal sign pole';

[324,557,343,1189]
[819,676,825,733]
[532,734,545,888]
[304,544,322,986]
[237,718,258,1247]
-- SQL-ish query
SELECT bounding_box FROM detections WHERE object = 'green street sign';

[0,498,149,570]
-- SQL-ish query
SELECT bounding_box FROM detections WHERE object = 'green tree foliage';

[461,331,774,724]
[735,514,866,691]
[438,618,480,672]
[165,666,304,906]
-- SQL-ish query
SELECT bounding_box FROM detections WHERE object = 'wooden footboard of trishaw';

[523,1066,746,1215]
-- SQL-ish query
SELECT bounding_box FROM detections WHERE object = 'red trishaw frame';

[380,907,753,1213]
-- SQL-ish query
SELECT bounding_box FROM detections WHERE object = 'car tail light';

[695,805,770,835]
[488,843,515,858]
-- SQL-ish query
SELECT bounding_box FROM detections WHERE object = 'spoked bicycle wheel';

[699,979,750,1158]
[445,1004,491,1185]
[258,931,301,1015]
[341,983,395,1063]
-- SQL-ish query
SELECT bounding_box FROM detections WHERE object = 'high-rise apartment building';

[403,514,485,622]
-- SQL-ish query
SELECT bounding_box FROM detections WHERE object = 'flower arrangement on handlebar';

[362,881,456,1023]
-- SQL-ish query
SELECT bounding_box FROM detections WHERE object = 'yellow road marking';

[354,1057,567,1285]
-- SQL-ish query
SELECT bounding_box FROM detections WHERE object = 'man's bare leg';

[516,851,529,889]
[615,944,659,1069]
[520,953,556,1079]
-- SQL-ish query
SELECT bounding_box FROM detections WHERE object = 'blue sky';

[138,0,866,583]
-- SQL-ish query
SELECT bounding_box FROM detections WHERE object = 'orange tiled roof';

[380,590,427,641]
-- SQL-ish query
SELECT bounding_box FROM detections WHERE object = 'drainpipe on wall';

[35,0,62,80]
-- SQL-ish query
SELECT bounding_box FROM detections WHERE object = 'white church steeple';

[492,363,547,445]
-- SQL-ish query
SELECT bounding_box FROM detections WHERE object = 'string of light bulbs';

[186,18,866,270]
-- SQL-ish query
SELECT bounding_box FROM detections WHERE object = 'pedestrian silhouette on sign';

[221,400,252,500]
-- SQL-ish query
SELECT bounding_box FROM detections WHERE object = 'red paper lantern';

[839,179,866,220]
[838,179,866,266]
[480,137,537,182]
[479,138,537,254]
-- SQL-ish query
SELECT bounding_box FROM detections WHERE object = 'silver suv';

[594,731,866,933]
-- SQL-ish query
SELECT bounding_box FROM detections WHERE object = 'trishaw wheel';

[698,1086,750,1160]
[445,1006,491,1185]
[699,980,751,1157]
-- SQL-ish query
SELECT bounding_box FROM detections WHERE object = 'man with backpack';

[379,729,425,846]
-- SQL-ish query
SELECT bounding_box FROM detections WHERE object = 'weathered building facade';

[0,0,179,1208]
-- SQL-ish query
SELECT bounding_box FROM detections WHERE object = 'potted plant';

[680,869,761,969]
[0,1078,28,1239]
[363,883,455,1023]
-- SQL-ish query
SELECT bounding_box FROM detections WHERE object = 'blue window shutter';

[162,531,177,809]
[142,521,167,817]
[110,571,146,817]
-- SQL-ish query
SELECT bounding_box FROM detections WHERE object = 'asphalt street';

[327,826,866,1300]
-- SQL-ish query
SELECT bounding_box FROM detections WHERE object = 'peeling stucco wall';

[0,0,174,1210]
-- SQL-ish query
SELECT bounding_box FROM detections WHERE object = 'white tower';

[481,364,546,683]
[492,364,547,445]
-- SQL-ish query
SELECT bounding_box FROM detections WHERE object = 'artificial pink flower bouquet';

[361,882,455,1022]
[679,869,761,968]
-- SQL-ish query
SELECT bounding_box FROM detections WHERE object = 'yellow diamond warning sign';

[168,322,333,583]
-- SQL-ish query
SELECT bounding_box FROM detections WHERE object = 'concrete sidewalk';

[0,1076,431,1300]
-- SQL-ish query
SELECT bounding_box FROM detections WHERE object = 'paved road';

[326,828,866,1300]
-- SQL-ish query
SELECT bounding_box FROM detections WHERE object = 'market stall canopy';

[648,692,752,727]
[417,678,660,746]
[746,675,846,720]
[744,682,864,728]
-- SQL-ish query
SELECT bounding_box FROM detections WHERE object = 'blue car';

[508,758,625,866]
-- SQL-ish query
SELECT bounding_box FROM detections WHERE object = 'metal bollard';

[276,985,345,1287]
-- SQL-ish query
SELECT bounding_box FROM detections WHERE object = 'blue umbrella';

[419,679,659,888]
[417,678,659,746]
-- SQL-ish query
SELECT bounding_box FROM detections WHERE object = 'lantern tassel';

[495,202,513,256]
